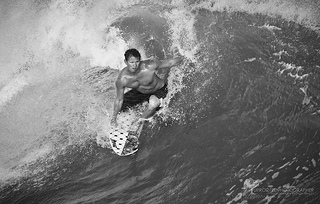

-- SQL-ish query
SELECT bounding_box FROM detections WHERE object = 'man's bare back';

[111,48,183,126]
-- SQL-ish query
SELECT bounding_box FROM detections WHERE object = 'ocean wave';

[1,0,320,203]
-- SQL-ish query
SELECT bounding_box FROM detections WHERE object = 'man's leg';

[141,95,160,119]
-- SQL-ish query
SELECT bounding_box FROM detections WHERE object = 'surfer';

[111,48,183,126]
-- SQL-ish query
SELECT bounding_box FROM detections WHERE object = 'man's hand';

[171,46,182,57]
[110,117,118,127]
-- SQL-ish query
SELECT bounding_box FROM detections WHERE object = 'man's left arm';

[148,56,184,70]
[158,57,184,69]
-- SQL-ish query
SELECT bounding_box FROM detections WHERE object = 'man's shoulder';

[141,59,160,70]
[116,69,129,84]
[139,60,149,67]
[118,67,126,75]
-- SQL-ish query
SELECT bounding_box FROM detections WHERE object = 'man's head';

[124,48,141,61]
[124,48,141,73]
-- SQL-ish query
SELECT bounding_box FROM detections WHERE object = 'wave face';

[1,0,320,203]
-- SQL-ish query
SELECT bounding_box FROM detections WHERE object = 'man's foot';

[140,108,156,119]
[132,118,146,127]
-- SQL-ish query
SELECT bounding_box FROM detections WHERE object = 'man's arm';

[111,79,125,126]
[159,56,184,69]
[147,56,184,70]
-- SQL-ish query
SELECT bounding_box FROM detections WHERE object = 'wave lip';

[0,76,28,111]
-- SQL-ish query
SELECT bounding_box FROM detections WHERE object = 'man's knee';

[148,95,160,109]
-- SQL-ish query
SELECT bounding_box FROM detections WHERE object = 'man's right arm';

[111,79,125,126]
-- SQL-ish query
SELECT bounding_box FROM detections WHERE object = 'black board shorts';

[121,84,168,111]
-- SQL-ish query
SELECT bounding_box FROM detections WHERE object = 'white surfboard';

[109,112,140,156]
[109,127,139,156]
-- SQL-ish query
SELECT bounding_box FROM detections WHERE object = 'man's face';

[126,56,140,73]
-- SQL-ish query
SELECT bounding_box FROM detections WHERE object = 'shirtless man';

[111,48,183,126]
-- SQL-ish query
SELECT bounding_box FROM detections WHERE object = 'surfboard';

[108,112,141,156]
[109,127,139,156]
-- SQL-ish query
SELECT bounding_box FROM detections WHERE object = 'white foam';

[259,24,281,31]
[195,0,320,32]
[164,8,199,62]
[0,76,28,111]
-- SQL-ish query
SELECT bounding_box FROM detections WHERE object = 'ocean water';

[0,0,320,203]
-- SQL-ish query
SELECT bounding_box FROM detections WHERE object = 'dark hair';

[124,48,141,61]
